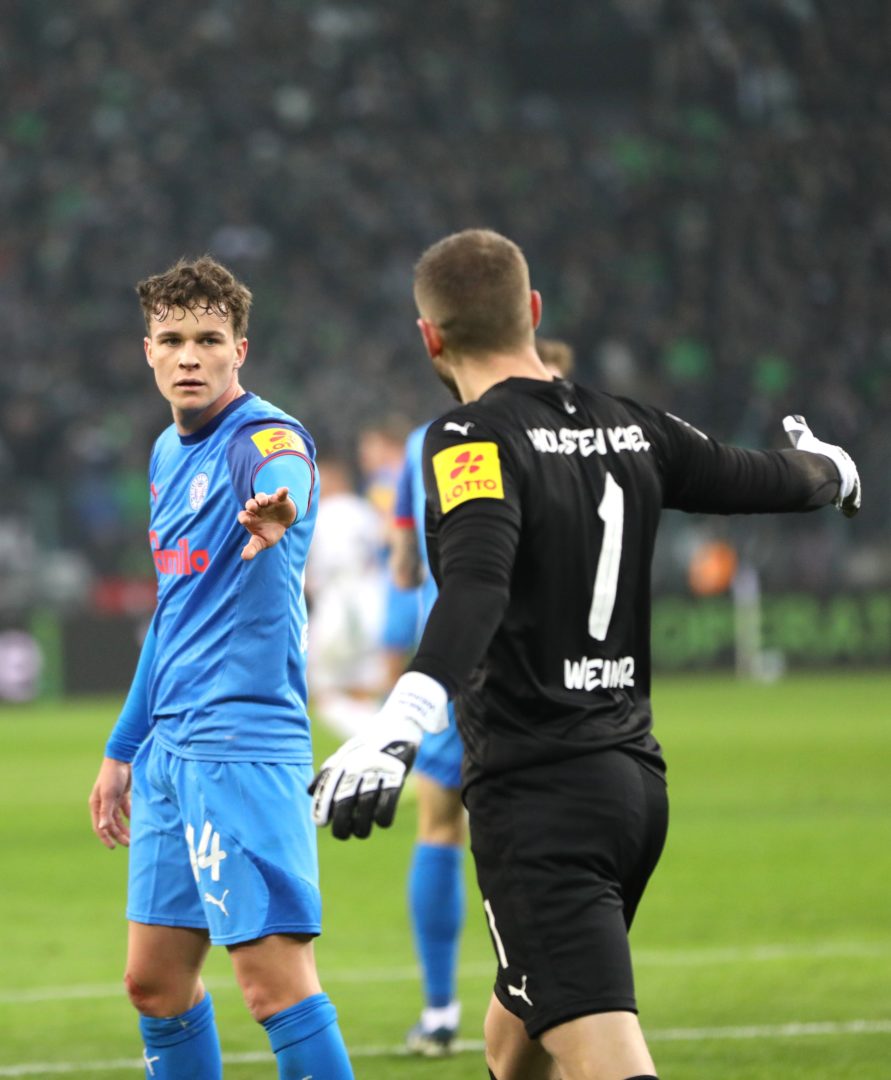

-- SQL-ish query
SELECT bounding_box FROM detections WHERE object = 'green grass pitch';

[1,672,889,1078]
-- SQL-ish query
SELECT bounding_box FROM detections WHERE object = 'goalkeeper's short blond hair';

[414,229,534,358]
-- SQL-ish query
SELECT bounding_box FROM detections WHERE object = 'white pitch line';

[649,1019,891,1042]
[1,941,888,1006]
[1,1021,890,1076]
[634,939,891,967]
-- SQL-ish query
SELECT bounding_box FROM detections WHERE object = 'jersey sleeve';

[226,420,316,519]
[148,440,160,508]
[393,453,415,528]
[420,413,523,529]
[638,405,840,514]
[104,616,157,762]
[406,412,522,696]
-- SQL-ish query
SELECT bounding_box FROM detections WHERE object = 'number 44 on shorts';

[186,821,228,883]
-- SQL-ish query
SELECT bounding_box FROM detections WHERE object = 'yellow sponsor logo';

[432,441,505,514]
[250,427,306,458]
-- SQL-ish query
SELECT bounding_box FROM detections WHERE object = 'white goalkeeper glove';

[309,671,449,840]
[783,414,861,518]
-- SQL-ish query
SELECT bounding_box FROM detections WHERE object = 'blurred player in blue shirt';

[390,339,574,1057]
[391,420,465,1056]
[88,257,353,1080]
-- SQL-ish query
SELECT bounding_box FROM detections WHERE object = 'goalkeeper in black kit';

[311,229,861,1080]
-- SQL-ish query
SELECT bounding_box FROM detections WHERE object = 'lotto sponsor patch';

[250,427,307,458]
[432,441,505,514]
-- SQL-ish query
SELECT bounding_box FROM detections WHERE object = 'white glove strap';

[381,672,450,735]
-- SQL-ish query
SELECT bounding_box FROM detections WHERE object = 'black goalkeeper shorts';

[466,748,668,1039]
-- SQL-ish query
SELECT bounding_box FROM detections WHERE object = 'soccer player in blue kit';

[88,257,354,1080]
[391,421,466,1055]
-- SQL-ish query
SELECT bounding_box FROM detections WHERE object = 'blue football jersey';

[146,393,318,763]
[396,422,438,620]
[396,422,463,785]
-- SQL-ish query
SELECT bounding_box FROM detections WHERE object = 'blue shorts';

[414,703,462,790]
[127,736,321,945]
[381,580,422,651]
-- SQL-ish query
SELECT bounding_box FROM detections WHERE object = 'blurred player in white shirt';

[306,457,387,738]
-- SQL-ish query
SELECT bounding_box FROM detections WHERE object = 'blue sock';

[262,993,354,1079]
[138,992,222,1080]
[408,842,465,1009]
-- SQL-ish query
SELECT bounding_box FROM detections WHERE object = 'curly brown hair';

[136,256,253,338]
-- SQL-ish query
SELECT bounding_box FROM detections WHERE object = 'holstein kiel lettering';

[150,530,210,575]
[526,424,651,457]
[432,441,506,514]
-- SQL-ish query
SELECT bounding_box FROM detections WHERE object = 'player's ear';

[234,337,248,368]
[530,290,543,331]
[417,318,444,359]
[144,337,154,368]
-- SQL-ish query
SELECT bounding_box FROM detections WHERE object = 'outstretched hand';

[238,486,297,560]
[309,672,450,840]
[782,414,861,518]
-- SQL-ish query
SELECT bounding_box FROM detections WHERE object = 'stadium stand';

[1,0,888,625]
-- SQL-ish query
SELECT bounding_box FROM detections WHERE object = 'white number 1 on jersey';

[588,472,624,641]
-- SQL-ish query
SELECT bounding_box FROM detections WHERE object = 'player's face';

[145,305,247,432]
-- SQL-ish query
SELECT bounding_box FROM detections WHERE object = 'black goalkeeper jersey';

[409,376,838,790]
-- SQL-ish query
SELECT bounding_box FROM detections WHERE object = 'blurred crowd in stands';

[1,0,889,618]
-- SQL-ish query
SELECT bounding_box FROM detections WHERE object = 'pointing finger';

[241,536,265,561]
